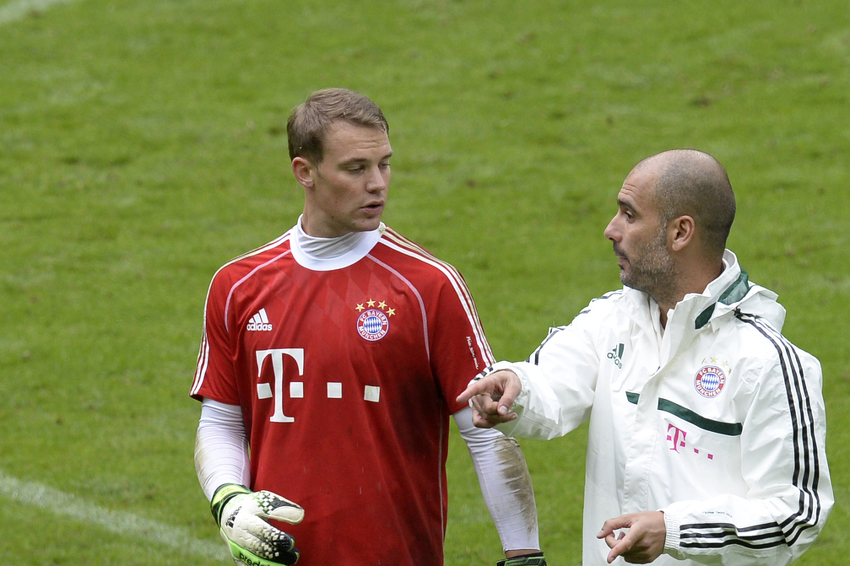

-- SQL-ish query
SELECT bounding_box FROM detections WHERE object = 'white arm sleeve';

[454,406,540,552]
[194,398,251,501]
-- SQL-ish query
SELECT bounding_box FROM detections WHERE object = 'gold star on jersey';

[355,299,394,341]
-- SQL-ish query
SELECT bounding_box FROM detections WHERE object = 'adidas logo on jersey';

[247,308,273,331]
[607,343,624,369]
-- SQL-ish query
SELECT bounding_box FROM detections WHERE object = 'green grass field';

[1,0,847,564]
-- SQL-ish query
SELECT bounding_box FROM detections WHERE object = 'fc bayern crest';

[357,309,389,341]
[694,365,726,398]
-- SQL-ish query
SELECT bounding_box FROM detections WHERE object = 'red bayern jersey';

[191,224,495,566]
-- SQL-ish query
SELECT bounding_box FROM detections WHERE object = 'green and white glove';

[211,484,305,566]
[497,552,548,566]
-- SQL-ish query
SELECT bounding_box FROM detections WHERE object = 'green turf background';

[1,0,847,564]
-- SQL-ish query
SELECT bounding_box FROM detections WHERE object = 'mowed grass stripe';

[0,0,80,25]
[0,469,226,560]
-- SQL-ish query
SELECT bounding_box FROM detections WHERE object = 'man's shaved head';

[633,150,736,256]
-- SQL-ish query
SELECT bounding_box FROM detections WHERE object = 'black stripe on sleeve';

[528,290,622,366]
[528,325,567,365]
[741,314,822,545]
[677,312,822,551]
[679,521,787,549]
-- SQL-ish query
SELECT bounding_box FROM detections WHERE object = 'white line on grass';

[0,0,80,26]
[0,469,227,560]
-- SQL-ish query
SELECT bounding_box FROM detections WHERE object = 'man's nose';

[603,217,619,242]
[366,167,387,191]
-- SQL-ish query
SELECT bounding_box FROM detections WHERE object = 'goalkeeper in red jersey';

[191,88,545,566]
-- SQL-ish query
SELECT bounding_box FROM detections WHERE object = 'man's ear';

[669,215,696,252]
[292,157,315,189]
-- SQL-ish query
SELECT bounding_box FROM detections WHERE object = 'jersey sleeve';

[426,266,496,414]
[494,301,602,440]
[662,341,832,565]
[190,269,240,404]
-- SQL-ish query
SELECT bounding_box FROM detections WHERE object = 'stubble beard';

[619,225,678,306]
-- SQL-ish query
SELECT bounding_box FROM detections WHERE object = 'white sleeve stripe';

[223,248,293,333]
[385,231,484,326]
[190,336,210,397]
[380,229,494,364]
[379,230,495,367]
[382,229,476,305]
[222,232,294,332]
[191,231,294,396]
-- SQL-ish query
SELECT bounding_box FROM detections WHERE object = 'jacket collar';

[618,249,784,335]
[618,250,740,326]
[694,261,750,329]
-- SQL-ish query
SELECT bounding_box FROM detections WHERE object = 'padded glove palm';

[211,484,305,566]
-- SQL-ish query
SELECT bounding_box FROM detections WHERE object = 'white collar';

[290,215,384,271]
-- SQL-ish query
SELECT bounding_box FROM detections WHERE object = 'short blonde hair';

[287,88,388,164]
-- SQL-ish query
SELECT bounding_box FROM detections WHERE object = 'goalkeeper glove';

[211,483,305,566]
[497,552,547,566]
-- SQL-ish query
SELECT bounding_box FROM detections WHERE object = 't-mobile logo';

[667,424,687,452]
[666,423,715,460]
[255,348,382,424]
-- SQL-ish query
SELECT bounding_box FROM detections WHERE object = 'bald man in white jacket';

[459,150,832,566]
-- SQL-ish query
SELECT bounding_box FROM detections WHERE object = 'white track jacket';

[492,250,832,566]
